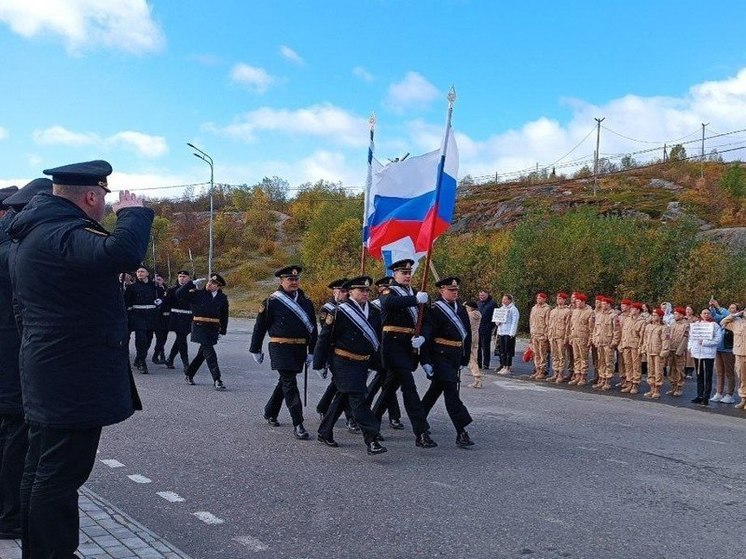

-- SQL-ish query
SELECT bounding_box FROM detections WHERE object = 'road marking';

[127,474,152,484]
[492,380,552,392]
[157,491,185,503]
[605,458,629,465]
[100,459,125,468]
[233,536,269,551]
[193,511,224,525]
[698,438,727,445]
[429,481,455,489]
[576,446,598,451]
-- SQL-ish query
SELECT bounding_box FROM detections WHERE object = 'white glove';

[422,364,434,378]
[315,368,328,380]
[251,352,264,364]
[415,291,429,304]
[411,335,425,349]
[306,354,314,367]
[194,278,207,290]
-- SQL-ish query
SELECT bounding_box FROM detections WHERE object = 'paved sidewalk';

[0,486,191,559]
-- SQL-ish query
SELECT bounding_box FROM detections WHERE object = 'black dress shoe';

[389,418,405,430]
[415,432,438,448]
[184,375,195,385]
[317,434,339,447]
[374,433,385,442]
[140,364,149,375]
[346,419,361,433]
[263,414,280,427]
[691,397,703,404]
[214,379,226,390]
[367,440,387,455]
[294,424,310,440]
[164,360,175,369]
[456,431,475,447]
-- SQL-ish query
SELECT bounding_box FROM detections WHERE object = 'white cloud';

[385,72,440,113]
[207,104,369,147]
[0,0,164,54]
[279,45,304,65]
[108,131,168,158]
[32,125,99,146]
[189,53,223,66]
[230,63,276,93]
[353,66,374,82]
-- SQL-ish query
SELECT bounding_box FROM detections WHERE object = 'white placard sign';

[689,322,716,341]
[492,307,508,323]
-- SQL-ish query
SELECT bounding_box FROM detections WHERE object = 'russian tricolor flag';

[364,128,458,269]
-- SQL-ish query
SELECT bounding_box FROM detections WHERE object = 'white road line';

[127,474,152,484]
[157,491,185,503]
[698,438,727,445]
[100,459,125,468]
[233,536,269,551]
[605,458,629,465]
[492,380,552,392]
[193,511,224,525]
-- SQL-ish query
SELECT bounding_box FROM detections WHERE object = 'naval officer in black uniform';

[177,273,229,389]
[124,266,164,374]
[250,265,317,440]
[164,270,193,371]
[314,276,386,455]
[421,277,475,448]
[372,259,437,448]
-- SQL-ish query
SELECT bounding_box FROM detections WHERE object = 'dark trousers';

[186,344,221,381]
[694,357,714,402]
[167,333,190,367]
[134,328,154,362]
[152,328,168,357]
[421,379,473,433]
[21,424,101,559]
[319,390,380,444]
[372,366,429,436]
[265,370,304,426]
[0,414,27,537]
[498,335,516,367]
[477,329,493,369]
[365,369,401,421]
[316,381,351,420]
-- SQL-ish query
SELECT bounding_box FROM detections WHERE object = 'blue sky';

[1,0,746,198]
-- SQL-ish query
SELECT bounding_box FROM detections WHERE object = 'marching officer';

[250,265,317,440]
[366,276,404,429]
[151,273,169,364]
[372,259,436,448]
[314,276,387,455]
[124,266,164,374]
[164,270,194,371]
[420,277,474,448]
[177,274,229,389]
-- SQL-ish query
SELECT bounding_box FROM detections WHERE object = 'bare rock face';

[649,179,682,191]
[698,228,746,252]
[661,202,712,230]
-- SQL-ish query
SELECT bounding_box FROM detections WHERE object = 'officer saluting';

[177,273,229,389]
[314,276,386,455]
[420,277,475,448]
[250,265,317,440]
[372,259,436,448]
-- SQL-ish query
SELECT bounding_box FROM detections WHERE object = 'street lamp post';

[186,143,214,277]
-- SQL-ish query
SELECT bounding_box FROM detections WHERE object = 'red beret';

[630,302,643,310]
[674,306,686,314]
[621,299,632,305]
[537,292,547,299]
[653,308,665,317]
[575,293,588,302]
[605,297,615,305]
[556,292,569,299]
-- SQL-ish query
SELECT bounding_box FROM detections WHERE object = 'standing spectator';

[641,309,670,399]
[619,302,646,394]
[684,305,698,378]
[660,302,675,326]
[8,161,152,557]
[721,310,746,410]
[709,299,737,404]
[568,293,594,386]
[494,294,519,375]
[639,303,652,377]
[592,297,620,391]
[546,293,572,383]
[528,293,551,380]
[476,290,496,370]
[689,309,723,407]
[464,301,482,388]
[666,307,690,396]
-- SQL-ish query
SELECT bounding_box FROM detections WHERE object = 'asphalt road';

[86,319,746,559]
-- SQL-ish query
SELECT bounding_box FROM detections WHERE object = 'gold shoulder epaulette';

[83,227,109,237]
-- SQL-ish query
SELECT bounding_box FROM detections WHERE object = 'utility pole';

[701,122,709,179]
[593,117,605,196]
[663,143,667,162]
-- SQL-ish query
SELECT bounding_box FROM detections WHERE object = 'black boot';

[389,418,405,430]
[367,440,387,455]
[164,360,175,369]
[294,424,310,440]
[456,430,475,447]
[415,432,437,448]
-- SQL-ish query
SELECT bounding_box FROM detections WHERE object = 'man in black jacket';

[421,277,475,448]
[124,266,164,374]
[177,274,229,389]
[0,179,50,539]
[477,290,496,370]
[164,270,194,371]
[250,265,317,440]
[8,160,152,557]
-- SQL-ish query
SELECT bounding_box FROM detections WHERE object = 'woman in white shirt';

[494,294,520,375]
[688,308,723,407]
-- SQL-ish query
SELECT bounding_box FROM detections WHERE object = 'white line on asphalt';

[605,458,629,465]
[492,380,552,392]
[157,491,185,503]
[609,422,632,428]
[127,474,152,484]
[429,481,455,489]
[233,536,269,551]
[193,511,224,525]
[698,438,727,445]
[100,459,125,468]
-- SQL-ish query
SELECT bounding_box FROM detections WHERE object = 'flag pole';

[415,86,456,334]
[360,112,376,275]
